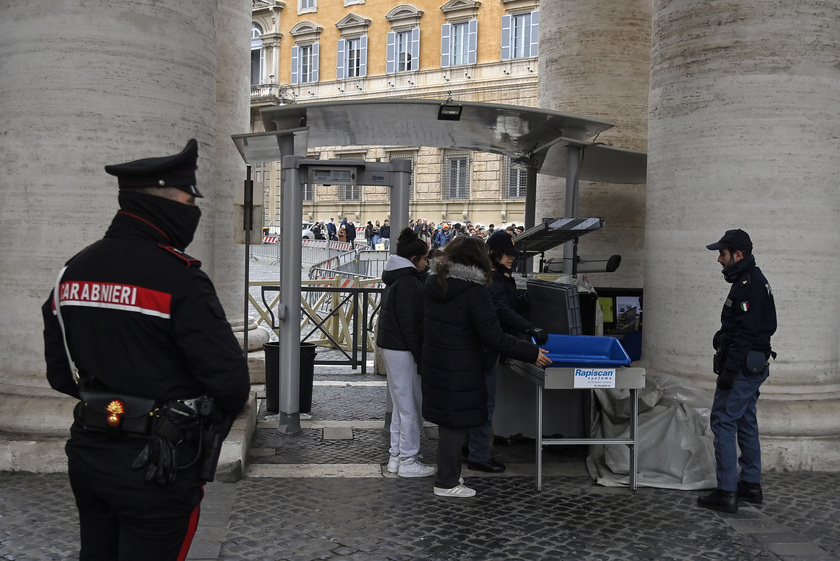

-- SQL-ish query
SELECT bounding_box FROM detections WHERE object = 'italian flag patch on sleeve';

[740,302,749,312]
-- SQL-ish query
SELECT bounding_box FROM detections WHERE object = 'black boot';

[737,481,763,504]
[697,489,738,513]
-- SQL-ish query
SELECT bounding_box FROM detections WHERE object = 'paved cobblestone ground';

[2,366,839,561]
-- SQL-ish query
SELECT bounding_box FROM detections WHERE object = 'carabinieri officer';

[42,139,251,561]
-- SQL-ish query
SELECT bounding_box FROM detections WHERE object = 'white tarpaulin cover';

[587,373,717,490]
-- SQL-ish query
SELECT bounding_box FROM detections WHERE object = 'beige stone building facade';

[250,0,540,231]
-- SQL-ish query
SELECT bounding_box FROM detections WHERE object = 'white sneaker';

[398,456,436,478]
[386,455,400,473]
[434,484,476,498]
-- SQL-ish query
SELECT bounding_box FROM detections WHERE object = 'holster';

[78,386,157,436]
[713,348,727,375]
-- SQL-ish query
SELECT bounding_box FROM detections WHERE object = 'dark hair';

[396,227,428,261]
[435,236,492,293]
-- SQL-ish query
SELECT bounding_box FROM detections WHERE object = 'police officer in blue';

[42,139,251,560]
[698,229,776,513]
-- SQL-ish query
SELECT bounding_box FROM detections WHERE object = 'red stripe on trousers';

[176,486,205,561]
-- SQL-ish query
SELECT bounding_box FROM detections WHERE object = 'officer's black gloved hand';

[716,369,736,391]
[132,401,198,484]
[529,326,549,345]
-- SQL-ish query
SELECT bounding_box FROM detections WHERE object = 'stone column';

[647,0,840,469]
[0,0,243,471]
[537,0,651,287]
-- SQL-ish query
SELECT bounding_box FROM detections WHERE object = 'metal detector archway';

[275,156,411,435]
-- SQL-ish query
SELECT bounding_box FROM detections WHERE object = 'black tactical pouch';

[746,350,768,375]
[79,390,157,436]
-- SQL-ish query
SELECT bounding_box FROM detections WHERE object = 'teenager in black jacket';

[421,236,551,497]
[376,228,435,478]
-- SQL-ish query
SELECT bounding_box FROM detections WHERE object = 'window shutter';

[359,36,368,77]
[336,39,346,80]
[467,19,478,65]
[290,45,300,84]
[500,14,512,61]
[410,27,420,71]
[440,23,451,68]
[311,42,319,82]
[386,31,396,74]
[530,11,540,57]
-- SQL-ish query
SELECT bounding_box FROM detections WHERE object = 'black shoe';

[737,481,763,504]
[467,458,506,473]
[697,489,738,513]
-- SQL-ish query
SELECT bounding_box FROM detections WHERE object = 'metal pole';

[389,159,412,253]
[243,166,253,354]
[524,165,538,273]
[562,145,582,275]
[277,146,302,436]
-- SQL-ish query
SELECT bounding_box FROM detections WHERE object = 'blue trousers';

[467,356,498,463]
[710,365,769,491]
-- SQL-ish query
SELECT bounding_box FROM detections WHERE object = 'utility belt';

[77,380,232,483]
[713,347,776,375]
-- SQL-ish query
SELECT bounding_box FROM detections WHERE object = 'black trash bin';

[263,341,317,414]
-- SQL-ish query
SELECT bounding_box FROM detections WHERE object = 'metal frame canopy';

[233,98,645,185]
[231,98,647,436]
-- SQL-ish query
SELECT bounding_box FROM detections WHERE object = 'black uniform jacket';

[421,262,540,429]
[375,255,425,366]
[42,210,251,489]
[713,254,777,374]
[488,262,532,336]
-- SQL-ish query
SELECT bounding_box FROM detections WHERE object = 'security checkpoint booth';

[231,99,647,486]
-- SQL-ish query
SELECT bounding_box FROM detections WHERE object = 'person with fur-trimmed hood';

[421,236,551,498]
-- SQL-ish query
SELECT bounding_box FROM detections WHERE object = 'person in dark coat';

[421,236,551,498]
[376,228,435,478]
[466,231,548,473]
[42,139,251,561]
[346,220,357,244]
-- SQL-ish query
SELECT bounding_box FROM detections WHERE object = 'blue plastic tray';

[533,334,632,367]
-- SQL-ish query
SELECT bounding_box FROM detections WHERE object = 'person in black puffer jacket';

[421,236,552,498]
[465,231,549,474]
[376,228,435,478]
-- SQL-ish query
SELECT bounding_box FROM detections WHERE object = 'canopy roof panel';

[233,98,646,184]
[260,98,612,158]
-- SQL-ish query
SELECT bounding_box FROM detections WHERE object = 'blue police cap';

[104,139,202,197]
[706,229,752,253]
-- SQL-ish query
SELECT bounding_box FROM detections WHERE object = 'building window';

[501,10,539,61]
[303,183,315,202]
[251,23,264,86]
[290,22,322,85]
[443,151,470,200]
[299,0,316,12]
[291,44,319,84]
[388,150,416,200]
[341,184,361,201]
[441,20,477,67]
[385,5,423,74]
[337,36,367,79]
[387,29,420,73]
[503,157,528,199]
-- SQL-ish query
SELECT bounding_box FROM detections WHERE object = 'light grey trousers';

[382,348,423,458]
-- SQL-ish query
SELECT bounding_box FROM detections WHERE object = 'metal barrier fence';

[251,276,384,373]
[249,241,280,263]
[308,248,389,280]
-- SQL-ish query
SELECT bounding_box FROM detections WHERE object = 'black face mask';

[118,191,202,251]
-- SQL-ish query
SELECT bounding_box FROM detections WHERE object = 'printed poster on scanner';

[574,367,616,388]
